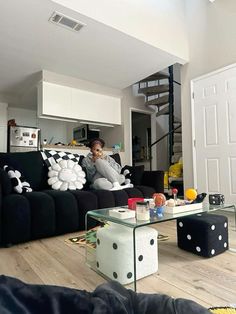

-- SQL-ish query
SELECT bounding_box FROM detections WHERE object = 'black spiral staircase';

[137,65,183,193]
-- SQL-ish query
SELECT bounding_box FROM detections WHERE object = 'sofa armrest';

[0,168,12,245]
[141,170,164,193]
[0,169,12,198]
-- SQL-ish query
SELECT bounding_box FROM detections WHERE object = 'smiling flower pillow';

[48,159,86,191]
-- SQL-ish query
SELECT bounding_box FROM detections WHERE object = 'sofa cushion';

[91,190,116,209]
[122,165,145,185]
[0,151,49,191]
[111,190,129,207]
[135,186,155,198]
[24,192,56,240]
[2,194,31,245]
[69,190,98,230]
[43,190,79,235]
[123,187,143,198]
[141,171,164,193]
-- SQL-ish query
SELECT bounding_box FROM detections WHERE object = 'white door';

[192,65,236,203]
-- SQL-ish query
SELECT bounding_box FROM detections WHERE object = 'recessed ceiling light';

[209,0,216,3]
[49,11,86,33]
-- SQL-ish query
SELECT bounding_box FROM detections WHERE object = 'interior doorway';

[131,111,151,170]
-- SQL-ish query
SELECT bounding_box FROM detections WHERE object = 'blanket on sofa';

[0,275,210,314]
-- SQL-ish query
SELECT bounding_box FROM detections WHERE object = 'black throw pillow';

[109,153,121,166]
[122,165,145,186]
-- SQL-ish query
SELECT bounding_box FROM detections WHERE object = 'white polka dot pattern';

[177,215,228,258]
[187,234,191,240]
[196,246,201,252]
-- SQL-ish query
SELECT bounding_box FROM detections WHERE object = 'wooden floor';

[0,211,235,308]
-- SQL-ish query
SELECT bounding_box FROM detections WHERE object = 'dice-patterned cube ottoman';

[177,213,228,257]
[96,224,158,284]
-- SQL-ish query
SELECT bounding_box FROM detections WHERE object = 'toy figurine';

[193,193,207,203]
[153,193,166,217]
[172,188,178,205]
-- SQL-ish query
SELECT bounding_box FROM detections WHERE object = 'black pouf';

[177,213,228,257]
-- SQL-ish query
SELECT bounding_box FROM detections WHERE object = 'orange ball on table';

[185,188,197,201]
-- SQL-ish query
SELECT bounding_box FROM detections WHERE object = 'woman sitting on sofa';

[82,138,133,190]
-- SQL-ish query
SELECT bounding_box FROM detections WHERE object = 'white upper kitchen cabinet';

[38,81,121,125]
[71,87,121,124]
[38,82,72,119]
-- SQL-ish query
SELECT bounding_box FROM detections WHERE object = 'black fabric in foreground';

[0,275,211,314]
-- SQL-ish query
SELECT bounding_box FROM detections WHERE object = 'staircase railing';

[149,123,181,170]
[168,65,174,166]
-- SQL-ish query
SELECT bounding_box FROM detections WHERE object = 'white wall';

[173,64,182,121]
[100,125,123,149]
[182,0,236,189]
[121,85,157,167]
[0,102,8,152]
[155,115,169,171]
[8,107,69,144]
[52,0,188,63]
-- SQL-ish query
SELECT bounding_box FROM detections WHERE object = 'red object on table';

[172,188,178,195]
[128,198,144,210]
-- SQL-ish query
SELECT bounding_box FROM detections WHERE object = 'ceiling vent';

[49,11,86,32]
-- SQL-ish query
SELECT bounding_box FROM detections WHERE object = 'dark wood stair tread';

[156,106,169,117]
[139,84,169,96]
[138,72,169,83]
[145,95,169,107]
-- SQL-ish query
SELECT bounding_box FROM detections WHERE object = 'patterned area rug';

[209,307,236,313]
[66,228,169,247]
[157,234,169,241]
[66,229,97,249]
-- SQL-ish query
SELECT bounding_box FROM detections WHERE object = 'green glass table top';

[86,203,235,229]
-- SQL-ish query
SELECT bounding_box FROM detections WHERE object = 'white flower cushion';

[48,159,86,191]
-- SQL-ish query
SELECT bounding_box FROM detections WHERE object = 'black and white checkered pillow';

[41,150,84,169]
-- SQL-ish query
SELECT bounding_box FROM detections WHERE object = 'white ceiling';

[0,0,181,105]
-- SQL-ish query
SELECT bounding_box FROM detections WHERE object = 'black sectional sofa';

[0,151,164,247]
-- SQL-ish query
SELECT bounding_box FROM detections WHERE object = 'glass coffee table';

[85,203,236,291]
